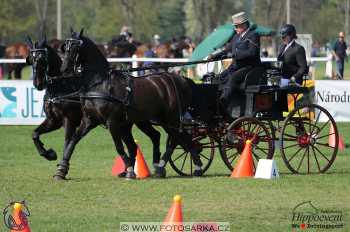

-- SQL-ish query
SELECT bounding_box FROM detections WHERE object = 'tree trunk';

[35,0,48,39]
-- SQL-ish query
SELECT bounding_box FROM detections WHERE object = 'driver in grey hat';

[209,12,261,115]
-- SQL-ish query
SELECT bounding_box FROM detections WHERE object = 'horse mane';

[45,45,62,76]
[79,35,110,71]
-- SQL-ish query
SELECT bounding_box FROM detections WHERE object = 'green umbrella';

[189,23,275,62]
[189,23,235,62]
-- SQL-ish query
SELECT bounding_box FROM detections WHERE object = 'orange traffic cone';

[111,156,126,176]
[10,202,31,232]
[134,142,150,179]
[231,140,255,178]
[162,195,183,232]
[329,124,345,151]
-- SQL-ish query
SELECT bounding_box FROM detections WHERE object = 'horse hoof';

[125,171,136,179]
[117,172,127,178]
[53,174,66,181]
[194,169,203,177]
[154,166,166,178]
[43,149,57,161]
[225,133,236,145]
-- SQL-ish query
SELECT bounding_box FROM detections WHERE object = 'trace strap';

[117,58,221,73]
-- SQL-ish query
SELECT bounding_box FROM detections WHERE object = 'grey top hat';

[232,12,249,26]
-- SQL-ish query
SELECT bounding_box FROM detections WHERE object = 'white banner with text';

[0,80,45,125]
[1,80,350,125]
[315,80,350,122]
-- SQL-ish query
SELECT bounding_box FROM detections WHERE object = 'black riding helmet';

[280,24,297,39]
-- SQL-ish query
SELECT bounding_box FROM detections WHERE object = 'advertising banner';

[1,80,350,125]
[0,80,45,125]
[315,80,350,122]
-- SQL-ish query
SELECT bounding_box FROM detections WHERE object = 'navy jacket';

[213,27,261,69]
[277,41,308,84]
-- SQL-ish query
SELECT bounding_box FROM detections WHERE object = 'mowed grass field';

[0,124,349,232]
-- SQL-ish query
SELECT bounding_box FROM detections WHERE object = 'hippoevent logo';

[291,201,343,230]
[0,87,17,118]
[3,201,30,231]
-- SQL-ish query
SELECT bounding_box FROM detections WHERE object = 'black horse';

[26,36,162,180]
[60,29,203,178]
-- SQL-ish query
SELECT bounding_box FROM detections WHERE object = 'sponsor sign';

[0,80,45,125]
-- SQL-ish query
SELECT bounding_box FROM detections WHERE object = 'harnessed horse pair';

[27,30,203,180]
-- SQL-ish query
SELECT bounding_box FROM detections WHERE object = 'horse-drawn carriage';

[168,63,339,176]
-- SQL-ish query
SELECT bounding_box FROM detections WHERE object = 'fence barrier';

[0,56,332,78]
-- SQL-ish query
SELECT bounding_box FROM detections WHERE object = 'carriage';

[168,63,339,176]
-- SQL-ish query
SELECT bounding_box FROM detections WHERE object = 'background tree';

[0,0,349,47]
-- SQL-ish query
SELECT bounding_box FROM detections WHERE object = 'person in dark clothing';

[208,12,261,107]
[332,31,348,80]
[277,24,308,85]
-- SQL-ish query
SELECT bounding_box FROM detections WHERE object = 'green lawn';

[0,124,349,232]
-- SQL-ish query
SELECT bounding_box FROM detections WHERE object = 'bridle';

[64,38,83,76]
[30,48,50,86]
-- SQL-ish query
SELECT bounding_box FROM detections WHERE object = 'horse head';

[61,28,109,76]
[60,28,84,75]
[26,36,62,91]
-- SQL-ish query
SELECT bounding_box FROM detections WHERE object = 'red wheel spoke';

[226,150,240,165]
[317,119,331,133]
[316,133,333,140]
[313,145,330,162]
[311,145,321,172]
[307,147,310,173]
[254,146,269,156]
[227,151,239,161]
[287,146,304,163]
[283,133,298,139]
[315,141,335,148]
[199,153,210,161]
[247,122,253,132]
[284,143,300,149]
[296,148,307,172]
[310,111,321,134]
[173,151,187,162]
[180,153,188,171]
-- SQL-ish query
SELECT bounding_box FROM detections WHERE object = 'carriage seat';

[229,66,267,118]
[238,66,267,90]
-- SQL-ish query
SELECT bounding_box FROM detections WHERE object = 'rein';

[116,58,219,73]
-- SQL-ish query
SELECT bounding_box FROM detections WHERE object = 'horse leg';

[154,129,178,178]
[135,121,161,169]
[53,117,97,180]
[32,118,62,161]
[108,123,134,178]
[119,124,138,179]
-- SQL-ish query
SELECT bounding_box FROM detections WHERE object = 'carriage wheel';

[220,117,274,172]
[262,119,277,154]
[280,104,338,174]
[168,132,215,176]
